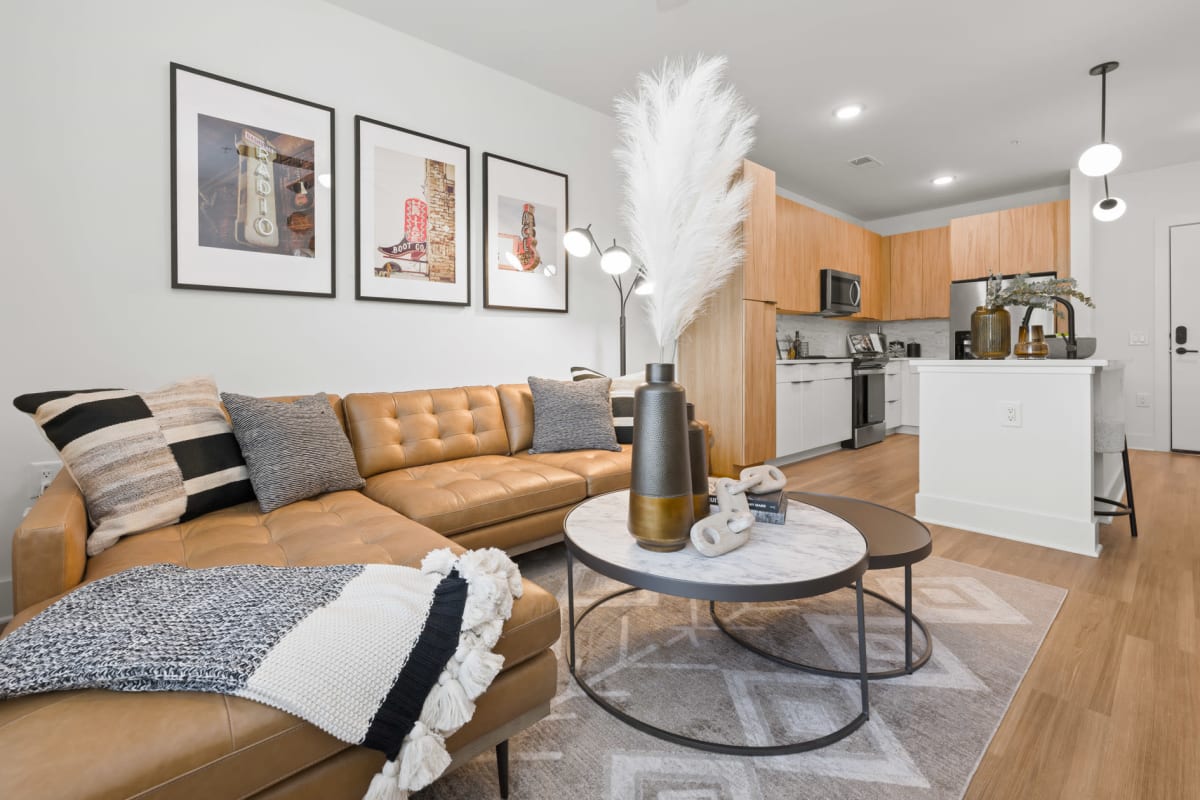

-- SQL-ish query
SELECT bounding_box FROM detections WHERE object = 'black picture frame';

[482,152,569,313]
[168,62,333,298]
[354,116,471,306]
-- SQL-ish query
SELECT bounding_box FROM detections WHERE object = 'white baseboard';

[769,443,844,467]
[916,492,1101,557]
[890,426,919,436]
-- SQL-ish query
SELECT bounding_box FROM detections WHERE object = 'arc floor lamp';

[563,224,652,376]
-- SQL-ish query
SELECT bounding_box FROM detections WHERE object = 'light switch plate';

[1129,331,1149,346]
[1136,392,1151,408]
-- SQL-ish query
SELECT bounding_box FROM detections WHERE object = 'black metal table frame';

[565,543,871,756]
[709,563,932,680]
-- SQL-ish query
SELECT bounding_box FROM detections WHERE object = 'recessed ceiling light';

[931,175,955,186]
[834,104,864,120]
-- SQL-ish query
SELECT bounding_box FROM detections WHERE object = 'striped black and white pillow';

[14,377,255,555]
[570,366,639,445]
[221,392,364,513]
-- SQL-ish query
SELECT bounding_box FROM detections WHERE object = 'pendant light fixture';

[1093,176,1127,222]
[1078,61,1121,177]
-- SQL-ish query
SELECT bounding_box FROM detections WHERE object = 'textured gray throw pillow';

[221,392,365,513]
[527,376,621,454]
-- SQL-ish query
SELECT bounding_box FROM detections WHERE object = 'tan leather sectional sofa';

[0,383,632,799]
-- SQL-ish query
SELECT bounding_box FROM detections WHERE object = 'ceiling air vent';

[848,155,883,168]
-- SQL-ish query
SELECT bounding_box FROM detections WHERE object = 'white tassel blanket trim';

[362,548,523,800]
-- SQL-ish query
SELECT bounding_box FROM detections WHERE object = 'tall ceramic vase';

[628,363,695,551]
[970,305,1011,359]
[686,403,709,522]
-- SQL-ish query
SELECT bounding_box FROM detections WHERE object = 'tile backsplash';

[776,315,950,359]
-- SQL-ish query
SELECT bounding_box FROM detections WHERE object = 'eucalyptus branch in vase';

[985,272,1096,318]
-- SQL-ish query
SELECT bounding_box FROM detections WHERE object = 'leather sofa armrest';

[11,471,88,615]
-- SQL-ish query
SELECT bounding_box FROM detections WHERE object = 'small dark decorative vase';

[970,305,1011,359]
[628,363,695,551]
[686,403,709,523]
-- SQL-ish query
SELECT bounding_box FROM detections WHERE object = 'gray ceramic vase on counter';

[628,363,695,551]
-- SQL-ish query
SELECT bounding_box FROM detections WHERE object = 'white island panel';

[913,359,1112,557]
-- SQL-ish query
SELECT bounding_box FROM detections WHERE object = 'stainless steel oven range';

[843,353,888,449]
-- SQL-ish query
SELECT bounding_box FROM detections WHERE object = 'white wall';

[0,0,656,619]
[863,185,1070,236]
[1084,159,1200,451]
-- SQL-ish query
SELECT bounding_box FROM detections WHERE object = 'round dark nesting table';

[563,489,871,756]
[710,491,934,679]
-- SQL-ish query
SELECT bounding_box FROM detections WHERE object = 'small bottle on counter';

[792,332,802,359]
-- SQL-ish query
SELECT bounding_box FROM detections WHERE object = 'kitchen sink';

[1047,337,1097,359]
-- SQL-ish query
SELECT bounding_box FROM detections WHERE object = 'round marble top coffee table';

[709,491,934,680]
[563,489,871,755]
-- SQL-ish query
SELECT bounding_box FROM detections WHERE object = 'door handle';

[1177,347,1199,355]
[850,281,862,307]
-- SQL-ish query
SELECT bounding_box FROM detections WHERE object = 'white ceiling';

[329,0,1200,221]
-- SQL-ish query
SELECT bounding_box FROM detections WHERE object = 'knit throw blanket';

[0,547,522,800]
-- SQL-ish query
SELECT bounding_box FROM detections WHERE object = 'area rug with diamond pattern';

[415,546,1066,800]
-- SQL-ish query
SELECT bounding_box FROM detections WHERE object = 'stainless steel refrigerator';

[950,272,1058,359]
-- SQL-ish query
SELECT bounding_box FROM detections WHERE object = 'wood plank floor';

[780,434,1200,800]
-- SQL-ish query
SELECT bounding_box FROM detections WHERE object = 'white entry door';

[1171,223,1200,452]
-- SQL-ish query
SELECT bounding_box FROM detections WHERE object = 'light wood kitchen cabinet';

[950,211,1000,281]
[887,226,949,320]
[919,226,951,318]
[680,160,778,477]
[888,231,925,319]
[775,196,820,313]
[850,226,885,320]
[950,201,1070,282]
[999,203,1053,275]
[741,160,777,302]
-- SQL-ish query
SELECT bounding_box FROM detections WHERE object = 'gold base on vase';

[628,492,694,552]
[692,494,710,523]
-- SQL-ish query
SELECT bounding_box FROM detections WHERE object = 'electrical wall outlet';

[1129,331,1149,346]
[30,460,62,499]
[1136,392,1151,408]
[999,401,1022,427]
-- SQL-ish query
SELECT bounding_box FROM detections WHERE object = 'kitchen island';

[912,359,1125,556]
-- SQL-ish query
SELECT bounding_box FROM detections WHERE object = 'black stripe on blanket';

[363,569,469,759]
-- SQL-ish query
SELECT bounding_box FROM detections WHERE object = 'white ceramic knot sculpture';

[689,465,788,557]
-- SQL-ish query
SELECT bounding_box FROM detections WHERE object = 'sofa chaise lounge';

[0,382,632,799]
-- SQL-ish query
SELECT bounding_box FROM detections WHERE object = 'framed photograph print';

[483,153,568,312]
[170,63,335,297]
[355,117,470,305]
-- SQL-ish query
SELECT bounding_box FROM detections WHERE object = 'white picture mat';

[174,69,333,294]
[485,156,567,311]
[357,121,469,303]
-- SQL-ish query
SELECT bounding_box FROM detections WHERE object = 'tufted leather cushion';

[497,383,535,453]
[517,445,632,495]
[363,455,586,535]
[344,387,511,477]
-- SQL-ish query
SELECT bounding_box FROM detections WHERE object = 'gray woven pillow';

[221,392,364,513]
[527,376,621,454]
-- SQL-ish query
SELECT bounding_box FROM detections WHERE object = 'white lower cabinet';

[885,362,902,430]
[775,363,852,457]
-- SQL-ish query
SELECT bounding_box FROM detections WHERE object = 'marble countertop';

[913,358,1110,372]
[776,358,854,364]
[564,490,867,598]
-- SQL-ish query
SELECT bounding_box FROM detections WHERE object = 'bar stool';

[1094,419,1137,537]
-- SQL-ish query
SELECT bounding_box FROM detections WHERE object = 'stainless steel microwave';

[820,269,861,316]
